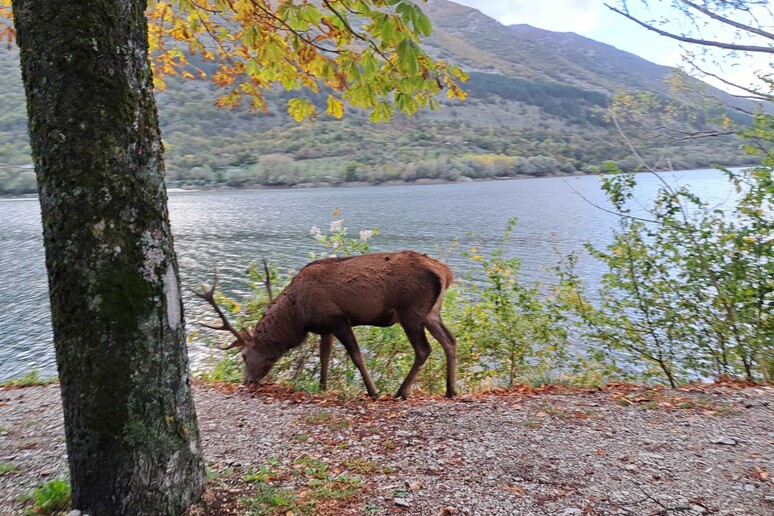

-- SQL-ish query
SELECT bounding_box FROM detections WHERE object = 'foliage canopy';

[149,0,467,121]
[1,0,467,122]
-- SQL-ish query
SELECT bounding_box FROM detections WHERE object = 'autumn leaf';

[326,95,344,119]
[504,486,526,497]
[140,0,466,119]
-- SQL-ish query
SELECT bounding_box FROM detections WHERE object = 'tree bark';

[11,1,204,513]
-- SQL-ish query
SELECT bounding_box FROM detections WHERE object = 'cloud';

[453,0,603,33]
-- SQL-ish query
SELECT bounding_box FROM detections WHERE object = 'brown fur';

[236,251,458,398]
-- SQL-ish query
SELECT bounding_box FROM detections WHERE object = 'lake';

[0,169,739,381]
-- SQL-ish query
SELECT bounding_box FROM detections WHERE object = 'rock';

[711,436,738,446]
[394,497,411,508]
[562,509,582,515]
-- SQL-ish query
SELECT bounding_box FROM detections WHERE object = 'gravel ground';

[1,382,772,515]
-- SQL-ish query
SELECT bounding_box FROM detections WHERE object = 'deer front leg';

[332,325,379,398]
[319,333,334,391]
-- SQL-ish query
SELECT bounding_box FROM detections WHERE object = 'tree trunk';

[11,1,204,513]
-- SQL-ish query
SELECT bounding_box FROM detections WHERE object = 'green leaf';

[326,95,344,119]
[287,98,316,122]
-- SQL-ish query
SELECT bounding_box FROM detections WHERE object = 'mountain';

[0,0,758,194]
[422,1,751,110]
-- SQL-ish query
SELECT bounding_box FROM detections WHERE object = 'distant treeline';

[464,72,610,126]
[0,50,759,195]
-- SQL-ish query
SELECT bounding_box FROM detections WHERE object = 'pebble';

[711,436,738,446]
[394,497,411,507]
[3,382,773,516]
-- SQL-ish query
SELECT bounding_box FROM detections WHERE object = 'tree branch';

[681,0,774,42]
[606,3,774,54]
[687,60,774,102]
[321,0,391,62]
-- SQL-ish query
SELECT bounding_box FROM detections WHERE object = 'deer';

[194,251,457,399]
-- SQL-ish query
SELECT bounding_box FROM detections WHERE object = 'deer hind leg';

[425,312,457,398]
[394,320,432,400]
[332,325,379,398]
[319,333,334,391]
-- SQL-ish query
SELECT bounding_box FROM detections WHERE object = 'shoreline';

[0,165,749,199]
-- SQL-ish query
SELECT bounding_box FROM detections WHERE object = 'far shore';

[1,164,748,199]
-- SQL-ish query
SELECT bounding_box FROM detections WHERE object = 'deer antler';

[193,270,248,350]
[262,257,273,303]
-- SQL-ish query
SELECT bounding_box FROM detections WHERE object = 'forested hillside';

[0,0,759,195]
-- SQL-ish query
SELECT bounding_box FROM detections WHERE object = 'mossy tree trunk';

[11,1,204,513]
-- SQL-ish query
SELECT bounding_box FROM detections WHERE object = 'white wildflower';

[310,225,325,242]
[329,219,345,232]
[359,229,374,241]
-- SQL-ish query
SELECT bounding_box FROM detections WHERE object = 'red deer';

[195,251,457,398]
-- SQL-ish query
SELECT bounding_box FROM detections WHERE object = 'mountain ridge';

[0,0,758,194]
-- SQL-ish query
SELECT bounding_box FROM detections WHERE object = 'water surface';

[0,170,737,381]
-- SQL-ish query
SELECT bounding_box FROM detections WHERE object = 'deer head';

[193,266,279,385]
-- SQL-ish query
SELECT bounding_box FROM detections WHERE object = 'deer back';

[276,251,452,330]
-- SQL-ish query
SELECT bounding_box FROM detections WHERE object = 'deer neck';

[252,293,306,356]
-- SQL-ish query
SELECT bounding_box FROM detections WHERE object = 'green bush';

[23,478,71,515]
[1,368,56,388]
[557,140,773,386]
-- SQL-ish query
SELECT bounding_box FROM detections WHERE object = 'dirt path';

[1,382,772,515]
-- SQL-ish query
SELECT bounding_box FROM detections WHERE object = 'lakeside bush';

[554,118,774,387]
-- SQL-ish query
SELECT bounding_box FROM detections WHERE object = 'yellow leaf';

[326,95,344,119]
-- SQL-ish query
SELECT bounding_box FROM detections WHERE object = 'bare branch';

[606,3,774,54]
[681,0,774,42]
[687,61,774,102]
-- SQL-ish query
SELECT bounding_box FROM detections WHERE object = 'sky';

[451,0,773,95]
[451,0,682,67]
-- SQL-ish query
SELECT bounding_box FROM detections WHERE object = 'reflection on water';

[0,170,736,381]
